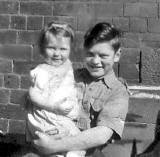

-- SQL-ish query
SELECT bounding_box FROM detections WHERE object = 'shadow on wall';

[0,133,27,157]
[130,110,160,157]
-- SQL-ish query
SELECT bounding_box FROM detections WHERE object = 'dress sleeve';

[97,86,129,139]
[30,67,38,86]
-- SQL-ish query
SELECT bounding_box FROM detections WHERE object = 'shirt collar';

[103,70,118,89]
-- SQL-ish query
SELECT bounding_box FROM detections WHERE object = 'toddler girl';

[27,21,85,157]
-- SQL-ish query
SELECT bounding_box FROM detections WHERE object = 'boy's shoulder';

[115,77,130,95]
[103,72,130,95]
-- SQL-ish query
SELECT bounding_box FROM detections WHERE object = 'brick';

[75,32,84,49]
[142,41,160,49]
[13,61,38,74]
[20,2,52,15]
[122,123,155,141]
[130,18,147,33]
[121,38,141,48]
[10,89,27,105]
[11,16,26,30]
[122,33,142,48]
[0,31,17,44]
[53,2,88,16]
[0,133,25,145]
[0,74,4,87]
[141,47,160,85]
[0,60,12,73]
[0,118,8,135]
[20,75,31,89]
[77,14,96,32]
[124,3,157,17]
[89,3,123,17]
[112,17,129,32]
[0,89,9,104]
[0,45,32,61]
[139,0,156,2]
[111,0,138,2]
[120,48,140,64]
[0,105,26,120]
[18,30,40,44]
[127,98,160,124]
[148,19,160,33]
[32,46,43,62]
[0,15,10,29]
[9,120,26,134]
[44,16,77,30]
[71,47,85,62]
[8,120,26,144]
[78,14,112,31]
[4,74,20,89]
[27,16,43,30]
[141,33,160,42]
[0,1,18,14]
[119,63,139,83]
[124,33,142,42]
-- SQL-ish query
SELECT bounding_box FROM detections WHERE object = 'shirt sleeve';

[96,85,129,139]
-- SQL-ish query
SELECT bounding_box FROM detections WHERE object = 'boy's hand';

[45,127,69,139]
[33,131,56,155]
[54,98,73,115]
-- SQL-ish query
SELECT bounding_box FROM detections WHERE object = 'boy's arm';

[33,126,113,155]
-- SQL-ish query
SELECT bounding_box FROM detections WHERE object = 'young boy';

[27,21,85,157]
[33,22,129,157]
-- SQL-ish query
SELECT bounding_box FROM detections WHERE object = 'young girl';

[27,22,85,157]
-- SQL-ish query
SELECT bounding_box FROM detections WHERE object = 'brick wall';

[0,0,160,156]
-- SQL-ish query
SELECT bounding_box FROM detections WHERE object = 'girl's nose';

[53,49,60,56]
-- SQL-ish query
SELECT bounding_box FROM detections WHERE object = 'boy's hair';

[39,21,75,55]
[84,22,121,53]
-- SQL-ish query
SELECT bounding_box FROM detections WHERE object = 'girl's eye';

[46,47,56,50]
[51,47,56,50]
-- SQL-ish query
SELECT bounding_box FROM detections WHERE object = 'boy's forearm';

[48,126,113,153]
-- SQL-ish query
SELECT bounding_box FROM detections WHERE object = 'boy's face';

[44,33,71,66]
[84,42,121,79]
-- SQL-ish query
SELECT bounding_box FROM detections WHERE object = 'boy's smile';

[84,42,120,79]
[44,33,71,66]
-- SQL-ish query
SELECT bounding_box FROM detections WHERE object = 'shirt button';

[91,115,94,119]
[89,87,92,91]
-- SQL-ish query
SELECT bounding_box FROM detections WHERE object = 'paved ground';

[0,143,40,157]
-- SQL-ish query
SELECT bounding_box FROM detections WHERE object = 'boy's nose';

[92,56,100,64]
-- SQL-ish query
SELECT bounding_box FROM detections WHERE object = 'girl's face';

[44,33,71,66]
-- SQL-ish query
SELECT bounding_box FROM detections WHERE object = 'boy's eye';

[87,52,94,57]
[60,47,67,51]
[100,54,109,59]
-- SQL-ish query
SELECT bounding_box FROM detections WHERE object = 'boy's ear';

[114,48,121,62]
